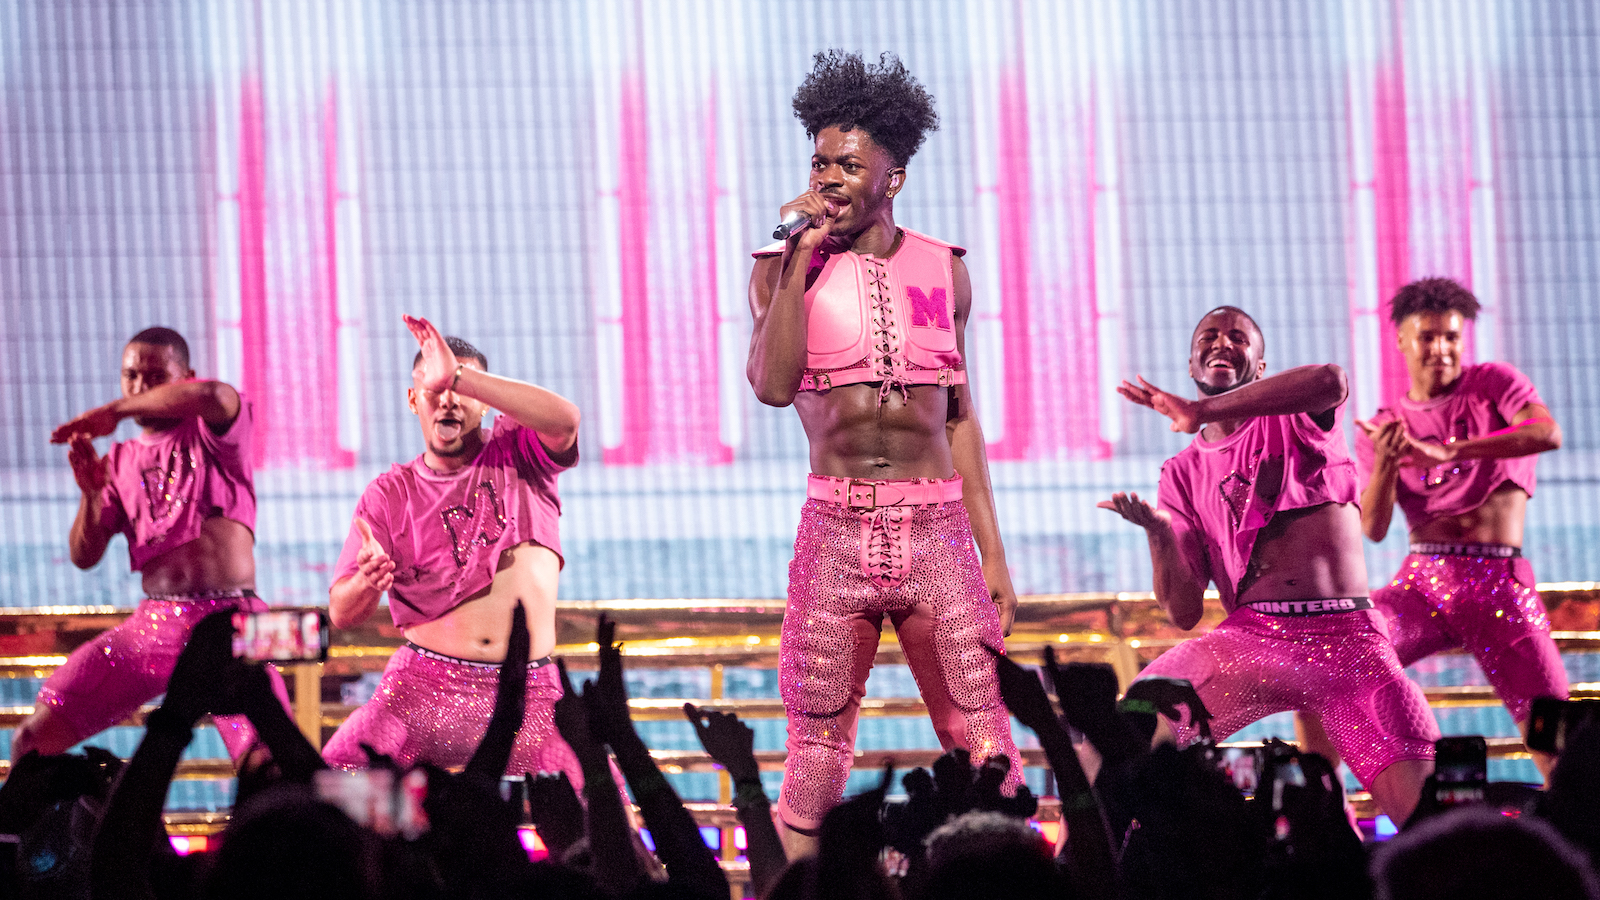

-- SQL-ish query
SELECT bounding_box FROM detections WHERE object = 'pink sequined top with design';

[1356,362,1542,529]
[1158,406,1360,612]
[752,228,965,395]
[333,416,575,629]
[99,396,256,572]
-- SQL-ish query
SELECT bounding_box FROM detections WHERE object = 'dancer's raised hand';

[403,314,457,394]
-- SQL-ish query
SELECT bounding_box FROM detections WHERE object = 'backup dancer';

[323,315,589,781]
[13,327,287,763]
[1101,307,1437,822]
[748,50,1022,855]
[1299,277,1567,776]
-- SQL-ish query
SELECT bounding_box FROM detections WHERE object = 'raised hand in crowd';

[1045,654,1144,766]
[987,648,1116,898]
[1119,674,1214,744]
[419,601,537,896]
[685,702,786,897]
[90,610,322,900]
[1253,745,1368,900]
[574,614,728,900]
[551,657,647,896]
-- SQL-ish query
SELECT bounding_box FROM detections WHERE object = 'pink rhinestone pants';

[1376,553,1567,722]
[323,645,590,784]
[36,594,292,762]
[1136,607,1439,787]
[776,497,1023,833]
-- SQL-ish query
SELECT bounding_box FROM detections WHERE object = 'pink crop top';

[333,415,575,629]
[99,396,257,572]
[752,228,966,393]
[1157,406,1360,612]
[1356,362,1543,530]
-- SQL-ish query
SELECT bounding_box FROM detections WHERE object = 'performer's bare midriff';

[792,376,955,480]
[131,518,256,596]
[1236,502,1369,606]
[399,543,560,663]
[1407,484,1526,547]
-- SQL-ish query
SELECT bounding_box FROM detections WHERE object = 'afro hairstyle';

[791,50,939,167]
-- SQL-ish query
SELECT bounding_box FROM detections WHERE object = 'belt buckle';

[937,369,952,387]
[814,372,832,392]
[847,480,878,511]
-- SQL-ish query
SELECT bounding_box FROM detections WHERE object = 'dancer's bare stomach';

[1238,502,1370,604]
[1410,483,1527,547]
[795,382,954,479]
[139,516,255,595]
[403,541,559,662]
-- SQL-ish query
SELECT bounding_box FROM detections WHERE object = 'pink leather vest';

[753,228,966,392]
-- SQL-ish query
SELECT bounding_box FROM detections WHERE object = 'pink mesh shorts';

[36,591,291,762]
[776,493,1023,833]
[323,644,589,785]
[1376,549,1568,722]
[1135,606,1439,787]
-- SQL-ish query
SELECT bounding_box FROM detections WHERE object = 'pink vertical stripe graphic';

[321,84,354,467]
[603,70,653,466]
[237,75,270,467]
[987,61,1033,461]
[1371,0,1411,407]
[1073,79,1109,460]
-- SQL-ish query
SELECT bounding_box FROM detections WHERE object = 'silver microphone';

[773,209,812,241]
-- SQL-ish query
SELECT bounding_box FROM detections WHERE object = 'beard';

[1192,367,1258,397]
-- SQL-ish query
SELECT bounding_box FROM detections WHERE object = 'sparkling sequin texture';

[1135,606,1439,787]
[776,495,1022,832]
[1376,551,1568,722]
[36,593,290,761]
[323,646,587,782]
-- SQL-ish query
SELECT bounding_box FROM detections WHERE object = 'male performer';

[13,327,286,763]
[1300,277,1567,775]
[1100,307,1437,822]
[324,315,587,782]
[748,50,1022,853]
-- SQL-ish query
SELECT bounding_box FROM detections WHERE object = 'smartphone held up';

[232,609,331,664]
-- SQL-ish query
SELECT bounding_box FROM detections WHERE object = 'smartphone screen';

[1432,736,1487,806]
[314,768,430,839]
[232,609,331,663]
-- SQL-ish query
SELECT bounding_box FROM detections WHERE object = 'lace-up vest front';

[754,228,966,396]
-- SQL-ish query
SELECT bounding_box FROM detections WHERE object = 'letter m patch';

[907,287,951,330]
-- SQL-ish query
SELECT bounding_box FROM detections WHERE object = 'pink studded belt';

[807,475,964,587]
[806,474,964,510]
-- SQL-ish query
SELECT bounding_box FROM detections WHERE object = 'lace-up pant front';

[775,494,1022,833]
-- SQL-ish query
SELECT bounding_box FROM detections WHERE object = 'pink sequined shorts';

[322,644,587,784]
[1136,606,1438,787]
[1376,547,1567,722]
[36,591,291,762]
[776,482,1022,833]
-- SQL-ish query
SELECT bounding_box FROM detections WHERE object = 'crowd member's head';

[1189,306,1267,397]
[790,50,937,239]
[199,783,382,900]
[1389,277,1479,396]
[921,811,1062,900]
[1373,805,1600,900]
[0,748,123,900]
